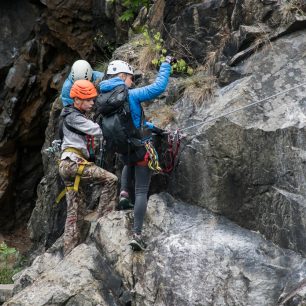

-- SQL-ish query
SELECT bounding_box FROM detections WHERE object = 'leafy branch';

[0,242,21,284]
[107,0,151,21]
[136,27,194,75]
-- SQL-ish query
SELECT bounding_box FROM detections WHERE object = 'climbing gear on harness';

[162,130,181,173]
[70,80,97,100]
[55,148,91,204]
[97,137,106,168]
[132,130,182,173]
[86,135,95,162]
[145,141,163,173]
[44,139,62,155]
[71,60,93,83]
[107,60,134,75]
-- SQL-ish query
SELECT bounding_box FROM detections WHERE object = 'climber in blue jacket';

[60,60,104,106]
[99,57,174,251]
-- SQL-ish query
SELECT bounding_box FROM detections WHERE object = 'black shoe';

[117,196,134,210]
[129,233,147,251]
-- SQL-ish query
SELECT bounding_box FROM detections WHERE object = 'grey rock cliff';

[171,30,306,257]
[6,194,306,305]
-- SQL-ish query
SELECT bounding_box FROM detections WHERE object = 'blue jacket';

[99,62,171,129]
[60,70,104,106]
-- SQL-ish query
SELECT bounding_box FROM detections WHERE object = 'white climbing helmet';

[71,60,93,83]
[107,60,134,75]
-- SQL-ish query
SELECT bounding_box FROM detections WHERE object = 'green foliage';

[0,242,18,263]
[0,267,21,284]
[136,28,194,75]
[107,0,150,22]
[0,242,20,284]
[172,59,194,75]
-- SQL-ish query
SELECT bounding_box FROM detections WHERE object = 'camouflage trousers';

[58,158,118,255]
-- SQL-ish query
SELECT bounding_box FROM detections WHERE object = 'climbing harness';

[61,147,86,159]
[44,139,62,155]
[142,130,182,174]
[55,148,91,204]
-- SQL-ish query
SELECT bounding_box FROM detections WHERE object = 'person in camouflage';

[58,79,118,256]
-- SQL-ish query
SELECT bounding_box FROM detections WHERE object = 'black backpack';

[95,85,150,163]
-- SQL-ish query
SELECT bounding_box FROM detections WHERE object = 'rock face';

[0,1,38,70]
[3,0,306,306]
[6,194,306,305]
[171,30,306,257]
[0,1,44,231]
[7,243,131,306]
[0,0,126,231]
[149,0,282,64]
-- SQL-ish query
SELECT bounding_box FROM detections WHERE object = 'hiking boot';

[117,191,134,210]
[129,233,147,251]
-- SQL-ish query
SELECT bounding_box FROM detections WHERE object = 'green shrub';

[0,242,21,284]
[107,0,151,21]
[136,28,194,75]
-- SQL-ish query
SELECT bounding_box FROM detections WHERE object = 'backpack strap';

[59,107,87,140]
[63,119,87,136]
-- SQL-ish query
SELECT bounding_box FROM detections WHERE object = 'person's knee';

[110,172,118,182]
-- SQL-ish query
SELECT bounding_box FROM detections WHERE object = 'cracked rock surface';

[7,194,306,306]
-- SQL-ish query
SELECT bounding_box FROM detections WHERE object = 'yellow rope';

[145,142,162,173]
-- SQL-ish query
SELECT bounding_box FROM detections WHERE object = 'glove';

[152,126,165,136]
[165,55,177,65]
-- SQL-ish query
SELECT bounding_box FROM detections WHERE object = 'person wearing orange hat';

[58,79,118,256]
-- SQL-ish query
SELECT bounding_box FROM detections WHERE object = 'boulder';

[171,30,306,256]
[7,194,306,305]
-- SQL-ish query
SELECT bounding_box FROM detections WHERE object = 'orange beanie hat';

[70,80,98,99]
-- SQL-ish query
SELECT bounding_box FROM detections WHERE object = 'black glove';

[152,126,165,136]
[165,55,177,65]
